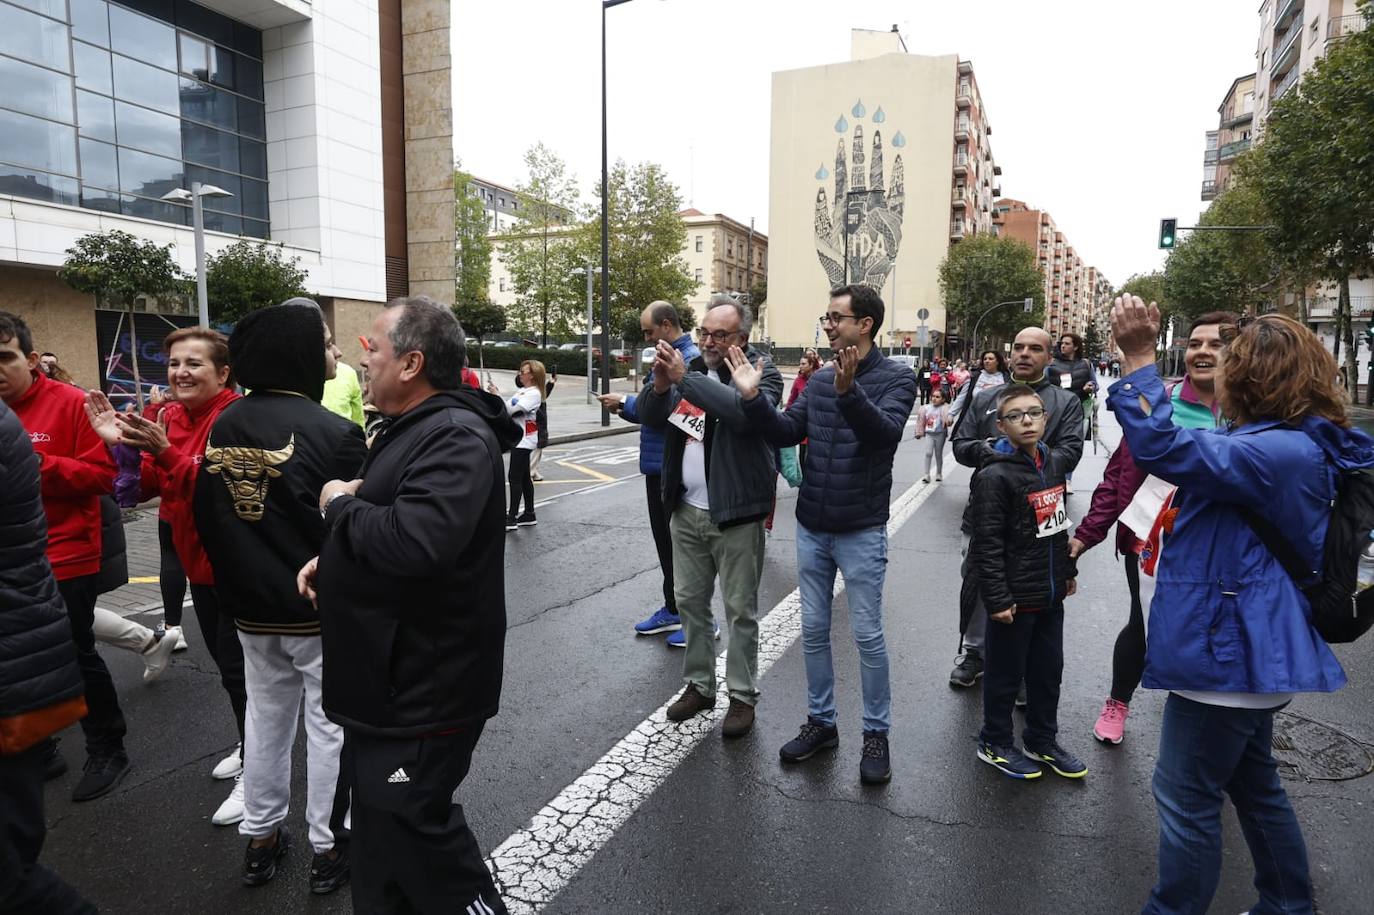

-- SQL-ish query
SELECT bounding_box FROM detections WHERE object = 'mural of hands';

[814,100,906,291]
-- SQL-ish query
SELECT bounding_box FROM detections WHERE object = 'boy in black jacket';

[968,384,1085,781]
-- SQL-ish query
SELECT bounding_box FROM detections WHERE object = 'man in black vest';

[298,297,517,914]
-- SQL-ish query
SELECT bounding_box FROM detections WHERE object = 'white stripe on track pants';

[238,632,345,853]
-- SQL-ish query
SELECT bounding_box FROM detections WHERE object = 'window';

[0,3,70,71]
[74,42,113,95]
[110,5,178,71]
[694,267,703,283]
[8,0,69,19]
[114,55,181,115]
[71,0,111,47]
[727,238,733,257]
[695,235,703,253]
[116,102,181,158]
[1309,18,1319,45]
[0,55,74,124]
[498,196,505,207]
[0,164,77,204]
[0,108,77,176]
[181,122,237,171]
[178,76,236,130]
[76,91,115,142]
[78,138,120,189]
[116,145,183,198]
[499,277,506,292]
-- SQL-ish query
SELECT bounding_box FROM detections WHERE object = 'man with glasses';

[637,295,781,739]
[597,302,704,645]
[728,284,915,784]
[949,327,1084,689]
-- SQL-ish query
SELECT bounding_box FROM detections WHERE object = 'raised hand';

[653,340,686,386]
[724,345,764,400]
[833,346,860,394]
[813,104,905,292]
[114,411,170,455]
[1110,295,1162,361]
[84,390,122,447]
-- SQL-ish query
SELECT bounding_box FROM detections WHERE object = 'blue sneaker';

[634,607,681,636]
[1024,742,1088,779]
[976,742,1043,779]
[665,620,721,648]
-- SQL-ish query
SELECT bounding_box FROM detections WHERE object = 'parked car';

[558,342,585,352]
[640,346,656,368]
[610,348,633,364]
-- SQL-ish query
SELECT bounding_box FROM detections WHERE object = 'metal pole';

[586,265,594,404]
[192,180,208,326]
[599,2,611,426]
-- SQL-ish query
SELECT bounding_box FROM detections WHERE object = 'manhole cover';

[1272,712,1374,782]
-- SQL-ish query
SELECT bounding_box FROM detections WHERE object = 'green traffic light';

[1159,218,1178,250]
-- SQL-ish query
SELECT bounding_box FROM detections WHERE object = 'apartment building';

[767,27,1001,348]
[1255,0,1366,131]
[680,209,767,330]
[0,0,455,396]
[992,198,1107,340]
[1202,74,1256,201]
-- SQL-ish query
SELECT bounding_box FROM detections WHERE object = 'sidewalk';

[480,367,643,445]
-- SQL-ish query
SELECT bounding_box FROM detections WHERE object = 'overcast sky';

[451,0,1259,286]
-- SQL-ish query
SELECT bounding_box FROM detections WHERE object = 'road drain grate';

[1272,711,1374,782]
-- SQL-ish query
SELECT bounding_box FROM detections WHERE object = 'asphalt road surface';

[41,412,1374,914]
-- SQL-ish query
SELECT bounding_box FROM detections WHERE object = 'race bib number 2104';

[1028,485,1069,538]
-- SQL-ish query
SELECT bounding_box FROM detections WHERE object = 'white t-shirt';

[681,438,710,510]
[505,387,542,451]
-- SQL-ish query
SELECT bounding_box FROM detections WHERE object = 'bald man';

[947,327,1084,688]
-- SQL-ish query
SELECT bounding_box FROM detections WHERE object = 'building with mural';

[767,27,1001,351]
[0,0,454,399]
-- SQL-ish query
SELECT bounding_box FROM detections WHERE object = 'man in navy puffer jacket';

[599,302,700,639]
[734,284,916,784]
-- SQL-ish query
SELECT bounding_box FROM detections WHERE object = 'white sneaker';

[173,629,187,651]
[211,774,244,826]
[211,744,242,780]
[141,627,180,683]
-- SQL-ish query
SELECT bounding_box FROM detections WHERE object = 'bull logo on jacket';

[203,434,295,522]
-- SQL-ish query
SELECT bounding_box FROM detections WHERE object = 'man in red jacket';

[0,312,128,802]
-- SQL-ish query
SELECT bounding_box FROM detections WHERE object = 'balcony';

[953,152,969,174]
[955,118,971,140]
[1329,13,1369,42]
[1272,66,1300,101]
[1274,0,1303,31]
[950,219,966,239]
[958,60,973,75]
[992,185,1001,196]
[1204,148,1219,164]
[951,188,968,209]
[1271,18,1303,76]
[1202,179,1218,200]
[1218,138,1251,161]
[957,84,972,108]
[1308,296,1374,320]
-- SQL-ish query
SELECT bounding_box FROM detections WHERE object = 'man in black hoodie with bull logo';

[195,298,367,893]
[297,296,518,914]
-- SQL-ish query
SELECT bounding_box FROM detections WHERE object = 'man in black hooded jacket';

[196,299,366,893]
[298,296,517,915]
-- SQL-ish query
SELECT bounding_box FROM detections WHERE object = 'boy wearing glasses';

[967,384,1083,781]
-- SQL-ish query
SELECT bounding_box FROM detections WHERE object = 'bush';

[473,344,629,377]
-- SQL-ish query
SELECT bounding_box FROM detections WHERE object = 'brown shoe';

[721,698,755,738]
[666,686,715,722]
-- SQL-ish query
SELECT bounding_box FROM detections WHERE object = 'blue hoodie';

[620,333,700,475]
[1109,365,1374,694]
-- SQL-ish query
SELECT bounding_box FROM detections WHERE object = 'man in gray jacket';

[638,295,782,739]
[949,326,1084,687]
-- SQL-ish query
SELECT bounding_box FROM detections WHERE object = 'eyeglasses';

[1218,315,1257,344]
[819,312,860,326]
[697,328,737,344]
[998,407,1047,423]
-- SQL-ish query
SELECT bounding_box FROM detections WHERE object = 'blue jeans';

[795,523,890,733]
[1143,693,1313,915]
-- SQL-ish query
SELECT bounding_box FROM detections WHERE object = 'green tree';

[1240,2,1374,393]
[58,229,188,407]
[500,144,581,346]
[1162,181,1275,321]
[454,168,493,314]
[204,239,309,325]
[574,159,697,346]
[937,234,1045,348]
[1117,270,1168,348]
[452,298,507,370]
[1081,321,1106,362]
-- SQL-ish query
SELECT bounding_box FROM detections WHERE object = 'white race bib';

[1028,485,1070,538]
[668,398,707,442]
[1060,373,1073,389]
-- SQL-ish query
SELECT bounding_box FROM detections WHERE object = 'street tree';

[1240,1,1374,392]
[575,159,697,346]
[454,168,493,316]
[452,298,507,371]
[204,239,309,325]
[937,234,1045,348]
[58,229,188,407]
[1162,181,1275,321]
[501,144,582,346]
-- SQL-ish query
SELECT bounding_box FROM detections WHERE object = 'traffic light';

[1158,218,1177,250]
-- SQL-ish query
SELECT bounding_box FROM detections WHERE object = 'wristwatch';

[321,491,348,519]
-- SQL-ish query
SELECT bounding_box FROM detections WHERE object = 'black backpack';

[1242,468,1374,644]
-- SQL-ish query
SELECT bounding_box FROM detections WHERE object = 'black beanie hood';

[229,298,327,401]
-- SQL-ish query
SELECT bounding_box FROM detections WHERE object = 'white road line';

[486,476,940,913]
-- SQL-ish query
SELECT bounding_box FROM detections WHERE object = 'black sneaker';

[243,826,291,887]
[309,844,350,895]
[516,512,537,527]
[505,515,518,532]
[1014,682,1028,709]
[779,717,839,763]
[859,731,891,785]
[1024,742,1088,779]
[42,737,67,781]
[71,750,130,802]
[949,649,983,688]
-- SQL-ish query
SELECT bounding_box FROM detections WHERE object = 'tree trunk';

[1297,284,1308,326]
[127,304,145,411]
[1340,273,1359,400]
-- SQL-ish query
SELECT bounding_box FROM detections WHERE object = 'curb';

[547,426,637,446]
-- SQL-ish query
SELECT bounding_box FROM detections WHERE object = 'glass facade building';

[0,0,269,238]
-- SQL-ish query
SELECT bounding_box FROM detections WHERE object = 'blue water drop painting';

[873,106,886,123]
[834,115,848,133]
[851,99,866,118]
[815,164,829,180]
[891,131,906,148]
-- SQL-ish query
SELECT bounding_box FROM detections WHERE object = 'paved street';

[43,408,1374,914]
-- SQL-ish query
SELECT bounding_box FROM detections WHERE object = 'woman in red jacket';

[86,327,247,825]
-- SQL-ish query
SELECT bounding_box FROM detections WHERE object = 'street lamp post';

[162,182,233,326]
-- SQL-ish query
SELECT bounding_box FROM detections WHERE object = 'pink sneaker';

[1093,698,1129,745]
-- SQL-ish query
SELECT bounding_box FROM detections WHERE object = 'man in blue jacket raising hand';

[729,284,916,784]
